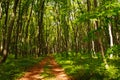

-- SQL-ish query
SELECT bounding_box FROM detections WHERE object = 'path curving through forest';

[18,56,71,80]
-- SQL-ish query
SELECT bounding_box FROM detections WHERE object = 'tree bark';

[0,2,2,18]
[0,0,19,63]
[0,0,10,63]
[87,0,91,52]
[108,22,113,47]
[94,0,106,60]
[38,0,45,55]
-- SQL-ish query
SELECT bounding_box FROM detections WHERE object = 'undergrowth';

[53,52,120,80]
[0,54,44,80]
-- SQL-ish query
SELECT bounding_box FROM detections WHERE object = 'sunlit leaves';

[76,2,120,23]
[106,45,120,57]
[105,65,119,79]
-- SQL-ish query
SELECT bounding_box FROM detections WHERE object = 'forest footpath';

[18,56,71,80]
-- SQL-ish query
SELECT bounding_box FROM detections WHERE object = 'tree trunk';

[114,16,120,44]
[108,22,114,58]
[108,22,113,47]
[24,2,33,56]
[0,0,10,63]
[87,0,91,52]
[0,2,2,18]
[0,0,19,63]
[38,0,45,55]
[94,0,106,61]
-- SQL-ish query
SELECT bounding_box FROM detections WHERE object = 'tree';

[0,0,19,63]
[38,0,45,55]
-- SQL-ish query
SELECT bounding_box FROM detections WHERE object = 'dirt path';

[18,56,71,80]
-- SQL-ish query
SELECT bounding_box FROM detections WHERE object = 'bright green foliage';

[106,45,120,57]
[0,55,44,80]
[54,52,120,80]
[77,2,120,22]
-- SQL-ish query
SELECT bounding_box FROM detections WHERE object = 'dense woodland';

[0,0,120,80]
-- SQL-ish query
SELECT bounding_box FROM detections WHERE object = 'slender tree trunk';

[0,1,2,54]
[108,22,114,58]
[108,22,113,47]
[114,16,120,44]
[38,0,45,55]
[0,2,2,18]
[24,2,33,56]
[94,0,106,61]
[87,0,91,52]
[0,0,10,63]
[14,0,22,59]
[0,0,19,63]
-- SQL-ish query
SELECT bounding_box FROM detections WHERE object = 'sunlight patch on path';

[18,56,71,80]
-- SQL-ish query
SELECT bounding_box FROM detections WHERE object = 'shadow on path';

[18,56,71,80]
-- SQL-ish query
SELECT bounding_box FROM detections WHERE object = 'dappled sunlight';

[52,68,64,72]
[105,65,119,79]
[0,55,44,80]
[18,56,70,80]
[54,52,120,80]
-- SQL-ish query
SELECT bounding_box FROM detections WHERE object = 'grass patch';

[39,62,55,80]
[40,72,55,79]
[0,54,44,80]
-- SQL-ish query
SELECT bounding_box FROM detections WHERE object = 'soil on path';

[18,56,71,80]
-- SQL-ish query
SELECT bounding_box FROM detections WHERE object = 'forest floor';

[18,56,71,80]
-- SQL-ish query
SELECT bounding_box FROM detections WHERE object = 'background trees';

[0,0,120,62]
